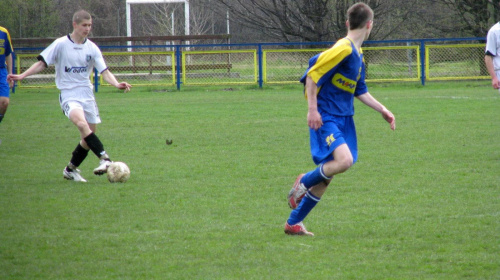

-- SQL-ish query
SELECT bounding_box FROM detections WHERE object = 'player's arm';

[305,75,323,131]
[100,69,131,92]
[356,92,396,130]
[484,54,500,89]
[7,60,46,82]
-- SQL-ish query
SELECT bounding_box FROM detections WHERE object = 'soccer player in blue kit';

[0,26,14,144]
[285,3,396,236]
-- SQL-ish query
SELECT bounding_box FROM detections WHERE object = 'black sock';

[84,132,108,159]
[0,114,4,123]
[68,143,89,170]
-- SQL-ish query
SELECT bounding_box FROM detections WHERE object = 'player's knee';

[0,97,9,109]
[74,119,90,132]
[337,155,353,172]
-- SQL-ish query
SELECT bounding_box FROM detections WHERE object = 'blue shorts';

[0,68,9,98]
[309,116,358,165]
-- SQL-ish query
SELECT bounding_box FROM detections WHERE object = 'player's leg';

[302,116,357,199]
[285,144,351,227]
[285,149,352,235]
[69,106,93,140]
[85,123,112,175]
[69,101,112,175]
[285,143,354,236]
[287,163,331,209]
[284,178,330,236]
[301,143,352,195]
[0,68,9,125]
[61,100,108,180]
[288,118,353,209]
[285,117,358,235]
[62,107,91,182]
[316,144,353,184]
[0,96,9,124]
[0,73,10,143]
[0,95,9,145]
[63,140,89,182]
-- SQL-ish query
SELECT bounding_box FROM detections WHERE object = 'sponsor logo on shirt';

[0,39,5,55]
[64,66,88,73]
[332,73,357,94]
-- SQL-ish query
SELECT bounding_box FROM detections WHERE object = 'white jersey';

[39,35,108,92]
[485,22,500,71]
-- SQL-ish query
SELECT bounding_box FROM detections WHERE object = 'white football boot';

[93,159,112,175]
[63,168,87,182]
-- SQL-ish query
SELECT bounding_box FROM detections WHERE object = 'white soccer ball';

[107,161,130,183]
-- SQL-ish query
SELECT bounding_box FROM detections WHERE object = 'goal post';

[125,0,190,40]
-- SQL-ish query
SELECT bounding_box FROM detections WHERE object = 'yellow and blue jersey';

[0,26,13,97]
[0,26,13,68]
[300,38,367,117]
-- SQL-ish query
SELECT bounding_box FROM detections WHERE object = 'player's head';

[346,3,373,31]
[72,10,92,25]
[72,10,92,38]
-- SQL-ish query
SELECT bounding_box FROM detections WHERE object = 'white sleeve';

[39,39,60,66]
[93,44,108,73]
[485,29,498,56]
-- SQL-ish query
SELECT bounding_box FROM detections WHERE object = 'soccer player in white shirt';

[8,10,131,182]
[485,21,500,93]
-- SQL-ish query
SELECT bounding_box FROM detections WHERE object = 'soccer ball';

[107,161,130,183]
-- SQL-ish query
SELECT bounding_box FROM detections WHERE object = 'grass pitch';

[0,81,499,279]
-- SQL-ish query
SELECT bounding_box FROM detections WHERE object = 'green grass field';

[1,81,499,279]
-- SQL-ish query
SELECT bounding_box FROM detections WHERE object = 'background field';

[0,81,499,279]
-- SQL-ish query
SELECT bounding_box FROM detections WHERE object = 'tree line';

[0,0,498,44]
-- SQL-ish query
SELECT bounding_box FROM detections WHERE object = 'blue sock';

[287,191,321,225]
[0,114,3,123]
[301,164,331,189]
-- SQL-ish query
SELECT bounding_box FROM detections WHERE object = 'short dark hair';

[347,3,373,30]
[73,10,92,24]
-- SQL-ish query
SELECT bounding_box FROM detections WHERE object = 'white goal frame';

[125,0,190,38]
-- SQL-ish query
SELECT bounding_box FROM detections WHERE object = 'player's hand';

[307,110,323,131]
[381,108,396,131]
[116,82,131,93]
[7,74,22,83]
[492,77,500,89]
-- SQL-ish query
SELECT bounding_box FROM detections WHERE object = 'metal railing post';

[94,68,99,92]
[176,45,182,90]
[258,44,263,88]
[420,40,426,86]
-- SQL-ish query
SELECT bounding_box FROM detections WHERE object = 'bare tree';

[208,0,419,42]
[129,0,218,44]
[2,0,497,43]
[434,0,499,37]
[210,0,336,42]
